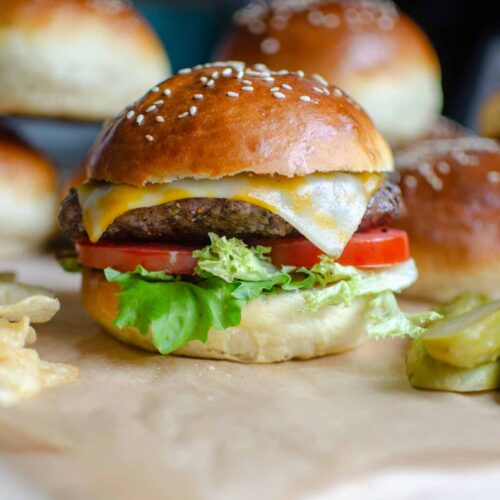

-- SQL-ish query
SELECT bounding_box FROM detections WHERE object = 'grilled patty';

[59,179,403,243]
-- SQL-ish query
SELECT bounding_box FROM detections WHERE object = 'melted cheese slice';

[78,173,381,258]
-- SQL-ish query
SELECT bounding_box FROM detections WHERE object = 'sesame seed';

[222,68,233,77]
[312,87,324,94]
[324,13,340,29]
[145,134,154,142]
[193,64,204,70]
[242,80,252,85]
[300,95,312,103]
[136,114,144,125]
[193,94,204,100]
[333,88,343,97]
[260,37,281,55]
[254,63,268,72]
[248,19,266,35]
[281,84,292,90]
[271,86,280,92]
[236,70,245,79]
[206,79,215,88]
[313,74,329,86]
[163,89,172,97]
[226,91,239,98]
[156,116,165,123]
[264,77,275,83]
[404,175,418,189]
[296,70,305,78]
[151,86,160,93]
[154,100,164,106]
[242,86,254,92]
[273,91,286,99]
[211,71,220,79]
[487,171,500,184]
[308,10,324,26]
[437,161,450,174]
[323,88,331,96]
[178,112,189,119]
[145,105,157,113]
[189,106,198,116]
[126,110,135,119]
[277,70,289,75]
[200,76,208,84]
[178,68,192,74]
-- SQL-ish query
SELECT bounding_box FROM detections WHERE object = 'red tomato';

[76,240,199,275]
[76,228,409,274]
[254,228,410,269]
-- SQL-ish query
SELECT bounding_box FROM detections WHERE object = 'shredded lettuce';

[104,233,427,354]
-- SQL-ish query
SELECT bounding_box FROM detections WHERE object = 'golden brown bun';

[86,62,393,185]
[215,0,442,146]
[82,268,371,363]
[478,91,500,139]
[395,137,500,302]
[0,0,170,121]
[0,127,58,257]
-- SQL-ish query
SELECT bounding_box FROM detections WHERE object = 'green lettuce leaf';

[105,267,243,354]
[366,292,443,339]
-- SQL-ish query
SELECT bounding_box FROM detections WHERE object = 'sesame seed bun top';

[86,62,393,185]
[214,0,442,146]
[0,0,170,121]
[395,137,500,301]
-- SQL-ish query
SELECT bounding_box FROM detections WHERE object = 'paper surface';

[0,257,499,500]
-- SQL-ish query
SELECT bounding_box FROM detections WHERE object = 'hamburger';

[0,0,170,121]
[214,0,443,146]
[58,62,422,363]
[0,126,58,258]
[396,137,500,303]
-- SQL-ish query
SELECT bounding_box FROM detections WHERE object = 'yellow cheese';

[78,173,382,257]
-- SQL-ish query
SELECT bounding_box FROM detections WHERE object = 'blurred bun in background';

[0,127,58,257]
[214,0,443,146]
[478,91,500,140]
[0,0,171,121]
[395,137,500,302]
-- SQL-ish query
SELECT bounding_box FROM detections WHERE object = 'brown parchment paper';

[0,256,499,500]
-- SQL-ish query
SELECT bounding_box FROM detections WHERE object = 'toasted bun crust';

[478,91,500,139]
[82,268,370,363]
[396,137,500,302]
[86,62,393,185]
[0,0,170,120]
[215,0,442,145]
[0,128,58,257]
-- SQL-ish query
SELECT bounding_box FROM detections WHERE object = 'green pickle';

[434,293,491,319]
[422,299,500,368]
[406,339,500,392]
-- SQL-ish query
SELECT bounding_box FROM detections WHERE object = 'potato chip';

[0,317,36,351]
[0,277,60,323]
[0,274,78,405]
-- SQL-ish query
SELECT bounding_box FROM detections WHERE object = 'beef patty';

[59,179,403,243]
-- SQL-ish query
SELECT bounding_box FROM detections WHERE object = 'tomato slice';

[76,228,409,274]
[76,240,199,275]
[254,228,410,269]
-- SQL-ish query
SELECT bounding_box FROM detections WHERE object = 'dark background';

[136,0,500,129]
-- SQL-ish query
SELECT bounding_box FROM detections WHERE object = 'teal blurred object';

[137,2,233,72]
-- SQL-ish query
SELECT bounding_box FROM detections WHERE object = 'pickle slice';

[434,293,491,320]
[422,300,500,368]
[406,339,500,392]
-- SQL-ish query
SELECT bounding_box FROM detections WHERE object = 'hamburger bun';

[0,0,170,121]
[0,127,58,257]
[395,137,500,302]
[478,91,500,139]
[215,0,442,146]
[86,61,393,185]
[82,267,372,363]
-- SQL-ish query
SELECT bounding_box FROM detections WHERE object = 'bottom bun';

[82,268,371,363]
